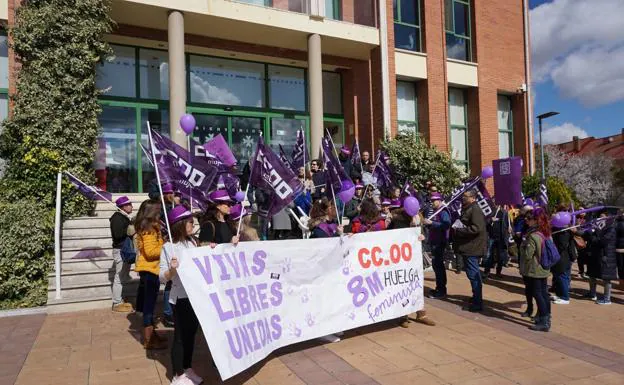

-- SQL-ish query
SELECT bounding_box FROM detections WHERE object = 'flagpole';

[237,134,261,238]
[187,136,193,212]
[64,171,117,207]
[426,177,482,221]
[360,152,382,205]
[357,140,364,174]
[302,127,307,193]
[147,121,173,243]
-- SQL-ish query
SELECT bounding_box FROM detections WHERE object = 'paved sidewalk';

[5,265,624,385]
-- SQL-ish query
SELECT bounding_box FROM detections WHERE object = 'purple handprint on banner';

[346,312,356,320]
[282,257,292,274]
[289,323,302,337]
[301,292,309,303]
[305,313,316,327]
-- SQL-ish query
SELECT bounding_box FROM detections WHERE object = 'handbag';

[573,235,587,250]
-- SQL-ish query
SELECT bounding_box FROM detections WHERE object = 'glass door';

[269,117,307,156]
[231,116,264,168]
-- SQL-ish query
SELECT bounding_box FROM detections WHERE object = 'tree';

[0,0,113,308]
[544,147,615,206]
[381,134,466,194]
[522,175,578,212]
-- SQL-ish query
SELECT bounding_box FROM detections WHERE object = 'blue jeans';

[163,280,173,318]
[431,243,447,295]
[463,256,483,308]
[553,263,571,301]
[139,272,160,327]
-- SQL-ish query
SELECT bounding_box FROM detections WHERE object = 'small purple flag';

[203,134,237,167]
[444,177,495,222]
[66,172,113,202]
[351,141,362,172]
[401,180,418,198]
[539,180,549,210]
[250,136,303,218]
[322,136,351,194]
[291,129,309,170]
[149,130,219,208]
[372,152,394,190]
[216,172,241,198]
[493,156,523,206]
[278,144,293,170]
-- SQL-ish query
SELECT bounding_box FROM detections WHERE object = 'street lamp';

[537,111,560,179]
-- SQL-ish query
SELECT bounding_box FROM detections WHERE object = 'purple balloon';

[481,166,494,179]
[234,191,246,202]
[551,212,571,228]
[179,114,196,135]
[404,196,420,217]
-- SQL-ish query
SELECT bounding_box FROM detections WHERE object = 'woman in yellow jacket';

[134,199,167,350]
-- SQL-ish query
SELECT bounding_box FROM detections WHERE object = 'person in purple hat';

[344,183,365,221]
[110,196,134,313]
[229,204,259,242]
[380,198,392,220]
[198,190,240,246]
[423,192,451,299]
[159,205,204,385]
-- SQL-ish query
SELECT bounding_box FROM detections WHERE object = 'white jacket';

[159,239,197,305]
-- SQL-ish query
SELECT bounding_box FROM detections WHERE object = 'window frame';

[445,0,472,62]
[497,94,514,158]
[98,42,345,192]
[448,88,469,170]
[325,0,342,20]
[396,80,418,136]
[393,0,422,53]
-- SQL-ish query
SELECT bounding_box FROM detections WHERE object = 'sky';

[529,0,624,144]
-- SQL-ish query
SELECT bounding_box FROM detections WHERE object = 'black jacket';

[110,212,130,249]
[488,207,510,246]
[587,223,618,280]
[552,229,575,274]
[615,216,624,250]
[453,202,488,257]
[311,171,327,200]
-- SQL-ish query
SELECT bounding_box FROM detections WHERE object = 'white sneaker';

[550,295,559,302]
[171,374,195,385]
[553,299,570,305]
[319,334,341,343]
[184,369,203,385]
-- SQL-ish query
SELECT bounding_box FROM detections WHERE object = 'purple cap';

[209,189,232,203]
[167,205,193,225]
[430,192,443,201]
[390,199,402,208]
[340,146,351,156]
[162,183,174,194]
[381,199,391,206]
[174,190,182,198]
[229,204,252,221]
[115,196,131,208]
[355,183,364,189]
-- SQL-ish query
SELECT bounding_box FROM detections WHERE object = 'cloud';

[539,122,589,145]
[530,0,624,106]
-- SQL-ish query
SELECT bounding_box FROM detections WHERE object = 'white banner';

[177,227,424,380]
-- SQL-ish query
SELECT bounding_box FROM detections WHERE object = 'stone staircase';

[46,194,149,313]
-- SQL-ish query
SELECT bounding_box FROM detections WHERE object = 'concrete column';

[308,33,324,158]
[168,10,188,148]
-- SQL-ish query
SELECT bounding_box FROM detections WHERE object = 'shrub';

[522,175,579,212]
[381,133,466,194]
[0,200,54,309]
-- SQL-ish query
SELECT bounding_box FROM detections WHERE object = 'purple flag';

[291,129,309,170]
[203,134,237,167]
[444,177,495,222]
[351,141,362,172]
[372,152,394,190]
[216,172,241,198]
[322,136,351,192]
[66,172,113,201]
[149,130,219,208]
[538,180,549,210]
[493,156,523,205]
[278,144,293,169]
[401,180,418,198]
[250,136,303,218]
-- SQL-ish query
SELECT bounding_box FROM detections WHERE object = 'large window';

[393,0,421,52]
[323,71,342,115]
[449,88,468,169]
[445,0,472,61]
[325,0,341,20]
[268,65,305,111]
[396,81,418,135]
[498,95,513,159]
[139,49,169,100]
[96,45,137,98]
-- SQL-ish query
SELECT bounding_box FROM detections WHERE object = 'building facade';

[1,0,533,193]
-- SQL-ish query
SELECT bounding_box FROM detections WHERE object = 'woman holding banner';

[308,197,344,238]
[159,205,204,385]
[198,190,240,246]
[134,199,168,350]
[351,200,387,233]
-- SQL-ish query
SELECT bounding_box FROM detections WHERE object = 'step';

[62,236,112,250]
[47,280,140,301]
[62,247,113,260]
[95,201,144,211]
[46,296,114,314]
[63,227,111,238]
[48,269,140,288]
[64,217,111,229]
[58,257,114,271]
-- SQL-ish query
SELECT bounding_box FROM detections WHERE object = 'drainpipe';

[523,0,535,175]
[379,0,392,141]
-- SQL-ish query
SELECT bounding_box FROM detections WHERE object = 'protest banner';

[177,227,424,380]
[493,156,523,205]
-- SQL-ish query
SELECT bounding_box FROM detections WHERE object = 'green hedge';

[0,200,54,309]
[522,175,579,212]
